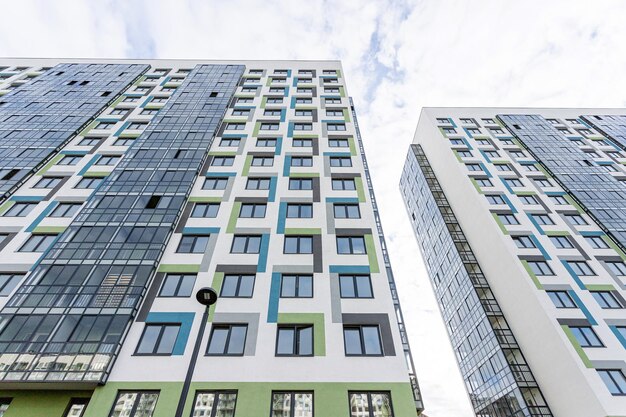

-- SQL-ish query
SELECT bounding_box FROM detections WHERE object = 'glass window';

[203,178,228,190]
[566,214,587,225]
[547,291,576,308]
[34,177,62,189]
[291,157,313,167]
[260,123,280,131]
[0,274,23,296]
[136,324,180,355]
[499,214,519,225]
[271,392,313,417]
[332,179,356,190]
[293,138,312,147]
[570,326,603,347]
[550,236,573,249]
[211,156,235,167]
[533,214,554,225]
[251,156,274,167]
[75,177,103,189]
[96,155,120,166]
[330,157,352,167]
[591,291,623,309]
[276,325,313,356]
[191,391,237,417]
[287,204,312,218]
[339,275,373,298]
[50,203,82,218]
[329,138,349,147]
[284,236,313,254]
[343,325,382,355]
[349,392,394,417]
[246,177,271,190]
[485,195,505,205]
[231,235,262,254]
[239,204,266,218]
[598,369,626,395]
[257,139,276,147]
[337,236,366,254]
[549,195,568,205]
[333,203,360,219]
[512,236,535,249]
[568,261,595,276]
[64,398,88,417]
[280,274,313,298]
[527,261,554,276]
[206,324,247,355]
[191,203,219,218]
[19,234,56,252]
[108,392,159,417]
[585,236,609,249]
[606,261,626,276]
[159,274,196,297]
[177,235,209,253]
[220,274,255,298]
[289,178,313,190]
[58,155,82,166]
[220,138,241,147]
[518,195,539,205]
[3,202,37,217]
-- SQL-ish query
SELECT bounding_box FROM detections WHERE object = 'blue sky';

[2,1,626,415]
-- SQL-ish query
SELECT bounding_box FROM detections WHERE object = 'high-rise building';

[0,59,422,417]
[400,108,626,417]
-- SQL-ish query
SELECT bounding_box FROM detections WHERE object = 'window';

[585,236,609,249]
[591,291,623,309]
[34,177,62,189]
[550,236,573,249]
[512,236,535,249]
[287,204,312,218]
[191,392,237,417]
[519,195,539,205]
[79,137,100,146]
[535,179,552,187]
[50,203,82,217]
[284,236,313,254]
[568,261,595,276]
[95,121,116,129]
[76,178,102,189]
[466,164,482,172]
[246,177,271,190]
[566,214,587,225]
[289,178,312,190]
[63,398,88,417]
[177,235,209,253]
[221,274,255,297]
[528,261,554,276]
[330,157,352,167]
[271,392,313,417]
[495,164,512,172]
[598,369,626,396]
[499,214,519,225]
[326,109,343,117]
[295,98,312,104]
[506,178,524,187]
[191,203,219,218]
[136,323,180,355]
[349,392,394,417]
[570,326,603,347]
[337,236,366,254]
[127,122,147,130]
[547,291,576,308]
[293,138,312,147]
[58,155,82,166]
[95,155,120,166]
[206,324,247,355]
[606,261,626,276]
[239,203,266,218]
[19,234,56,252]
[295,110,313,117]
[291,156,313,167]
[0,274,23,296]
[251,156,273,167]
[211,156,235,167]
[344,325,382,355]
[267,98,283,104]
[293,123,312,131]
[476,178,493,187]
[339,275,373,298]
[280,274,313,298]
[276,325,313,356]
[457,150,471,157]
[3,202,37,217]
[486,195,505,205]
[264,110,281,117]
[325,98,341,104]
[260,122,279,131]
[332,178,356,190]
[329,138,349,147]
[203,178,228,190]
[256,138,276,147]
[231,235,262,254]
[220,138,241,147]
[549,195,568,205]
[115,137,135,146]
[334,203,360,218]
[225,123,245,130]
[159,274,196,297]
[327,123,346,131]
[108,392,159,417]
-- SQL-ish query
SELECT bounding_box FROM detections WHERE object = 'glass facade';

[401,144,552,417]
[0,64,244,383]
[0,63,148,199]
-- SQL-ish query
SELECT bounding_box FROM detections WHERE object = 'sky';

[2,1,626,415]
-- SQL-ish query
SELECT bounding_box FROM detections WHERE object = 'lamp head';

[195,287,218,306]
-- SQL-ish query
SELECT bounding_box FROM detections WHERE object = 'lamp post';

[174,287,218,417]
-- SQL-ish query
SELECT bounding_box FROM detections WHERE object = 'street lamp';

[174,287,218,417]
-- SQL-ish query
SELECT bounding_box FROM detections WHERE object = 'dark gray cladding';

[0,64,245,384]
[0,63,149,200]
[499,114,626,251]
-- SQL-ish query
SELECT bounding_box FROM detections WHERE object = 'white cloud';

[2,1,626,415]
